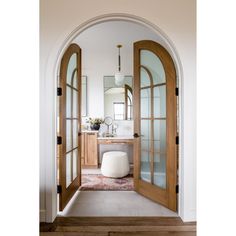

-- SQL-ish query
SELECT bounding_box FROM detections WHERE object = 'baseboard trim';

[40,209,46,222]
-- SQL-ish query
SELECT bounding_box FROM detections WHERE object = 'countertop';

[97,136,134,140]
[82,130,134,140]
[82,130,99,133]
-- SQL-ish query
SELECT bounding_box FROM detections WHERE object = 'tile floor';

[58,190,178,217]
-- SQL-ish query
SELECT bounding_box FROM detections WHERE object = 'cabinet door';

[85,133,98,166]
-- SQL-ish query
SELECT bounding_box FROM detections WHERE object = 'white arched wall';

[40,1,196,223]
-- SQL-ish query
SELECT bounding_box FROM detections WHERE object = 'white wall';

[75,20,163,120]
[40,0,196,222]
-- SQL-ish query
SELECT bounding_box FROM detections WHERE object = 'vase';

[90,123,100,130]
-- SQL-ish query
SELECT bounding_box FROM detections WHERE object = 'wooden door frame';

[42,14,187,223]
[133,40,177,211]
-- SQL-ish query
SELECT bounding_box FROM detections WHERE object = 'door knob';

[133,133,140,138]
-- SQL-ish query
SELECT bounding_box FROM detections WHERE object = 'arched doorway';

[46,13,183,222]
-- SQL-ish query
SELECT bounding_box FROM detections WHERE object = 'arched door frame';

[43,13,184,222]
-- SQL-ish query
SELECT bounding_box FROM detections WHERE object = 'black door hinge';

[175,87,179,96]
[176,136,179,145]
[176,185,179,194]
[57,185,62,194]
[57,87,62,96]
[57,136,62,145]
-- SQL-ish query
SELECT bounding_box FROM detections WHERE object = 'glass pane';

[140,152,151,183]
[73,89,78,118]
[153,120,166,189]
[73,120,78,148]
[141,88,151,118]
[127,90,132,103]
[154,120,166,153]
[66,153,72,188]
[72,149,78,180]
[66,86,72,118]
[72,70,78,89]
[140,151,151,183]
[141,50,166,85]
[141,119,151,141]
[140,67,150,87]
[66,53,77,85]
[66,120,72,152]
[154,153,166,189]
[154,85,166,118]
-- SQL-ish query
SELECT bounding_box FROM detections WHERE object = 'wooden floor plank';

[41,233,108,236]
[55,225,196,232]
[40,216,196,236]
[54,216,193,226]
[109,232,196,236]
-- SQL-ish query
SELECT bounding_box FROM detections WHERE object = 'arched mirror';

[104,75,133,120]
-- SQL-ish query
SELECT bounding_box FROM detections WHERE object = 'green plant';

[87,117,104,125]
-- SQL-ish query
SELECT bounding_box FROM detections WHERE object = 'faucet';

[112,123,118,136]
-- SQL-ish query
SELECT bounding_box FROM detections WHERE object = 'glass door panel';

[66,153,72,188]
[73,70,78,89]
[65,52,79,189]
[140,67,151,87]
[73,90,78,117]
[154,120,166,152]
[140,151,151,183]
[140,50,166,85]
[154,85,166,118]
[66,120,72,152]
[66,53,76,85]
[72,120,78,148]
[154,153,166,188]
[72,149,78,180]
[66,86,71,117]
[140,88,151,118]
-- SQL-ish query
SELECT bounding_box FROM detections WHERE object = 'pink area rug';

[80,174,134,191]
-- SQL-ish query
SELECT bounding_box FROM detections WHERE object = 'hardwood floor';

[40,217,196,236]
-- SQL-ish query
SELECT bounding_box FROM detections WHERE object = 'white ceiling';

[73,21,163,75]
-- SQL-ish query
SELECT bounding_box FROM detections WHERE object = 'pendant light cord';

[117,45,122,72]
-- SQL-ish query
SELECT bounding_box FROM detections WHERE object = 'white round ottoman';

[101,151,130,178]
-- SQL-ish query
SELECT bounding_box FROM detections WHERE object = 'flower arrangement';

[87,117,104,130]
[87,117,104,125]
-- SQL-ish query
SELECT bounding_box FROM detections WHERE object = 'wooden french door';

[58,44,82,211]
[133,40,177,211]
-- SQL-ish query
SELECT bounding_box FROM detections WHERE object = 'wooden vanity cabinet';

[81,132,98,168]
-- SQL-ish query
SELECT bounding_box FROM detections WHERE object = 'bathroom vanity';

[81,131,98,168]
[81,131,134,168]
[97,136,134,145]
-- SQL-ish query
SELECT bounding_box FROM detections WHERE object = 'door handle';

[133,133,140,138]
